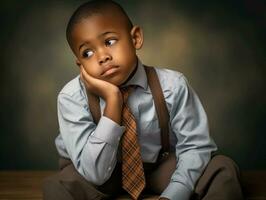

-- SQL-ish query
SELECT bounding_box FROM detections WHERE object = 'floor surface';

[0,170,265,200]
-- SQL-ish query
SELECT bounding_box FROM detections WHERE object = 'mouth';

[101,65,119,77]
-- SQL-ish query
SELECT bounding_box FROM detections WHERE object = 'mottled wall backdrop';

[0,0,265,170]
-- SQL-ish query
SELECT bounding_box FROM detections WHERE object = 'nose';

[97,48,112,65]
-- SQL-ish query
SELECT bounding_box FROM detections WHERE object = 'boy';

[43,1,244,200]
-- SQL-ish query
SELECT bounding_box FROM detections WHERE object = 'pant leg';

[145,154,244,200]
[42,159,122,200]
[193,155,244,200]
[145,153,176,194]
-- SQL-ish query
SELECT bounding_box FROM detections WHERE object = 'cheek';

[83,63,101,78]
[116,43,135,62]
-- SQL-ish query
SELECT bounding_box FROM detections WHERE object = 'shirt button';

[108,167,112,171]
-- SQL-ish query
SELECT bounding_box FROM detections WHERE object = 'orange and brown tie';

[121,87,146,200]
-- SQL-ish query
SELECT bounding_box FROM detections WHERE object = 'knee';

[211,155,240,176]
[42,175,87,200]
[42,175,63,200]
[42,175,58,190]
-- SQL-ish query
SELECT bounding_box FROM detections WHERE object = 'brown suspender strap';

[86,66,170,156]
[144,66,170,156]
[87,88,101,124]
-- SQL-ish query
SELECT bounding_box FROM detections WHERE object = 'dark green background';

[0,0,265,170]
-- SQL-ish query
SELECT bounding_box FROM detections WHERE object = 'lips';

[101,65,119,77]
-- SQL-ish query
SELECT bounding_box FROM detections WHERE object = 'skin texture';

[70,10,143,125]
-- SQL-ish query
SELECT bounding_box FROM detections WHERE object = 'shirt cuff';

[91,116,125,146]
[160,182,192,200]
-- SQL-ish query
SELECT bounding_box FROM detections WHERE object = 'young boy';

[43,1,244,200]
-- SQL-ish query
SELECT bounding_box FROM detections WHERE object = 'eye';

[82,49,94,58]
[105,39,117,46]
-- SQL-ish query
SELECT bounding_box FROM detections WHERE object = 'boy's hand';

[80,65,123,124]
[80,65,121,101]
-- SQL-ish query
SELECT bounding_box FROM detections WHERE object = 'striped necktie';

[121,87,146,200]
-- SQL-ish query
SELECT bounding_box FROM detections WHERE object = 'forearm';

[160,150,212,200]
[58,92,125,185]
[75,116,125,185]
[103,92,123,125]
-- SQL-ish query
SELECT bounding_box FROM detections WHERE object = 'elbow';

[78,143,116,186]
[87,170,111,186]
[79,163,108,186]
[79,157,110,186]
[86,175,107,186]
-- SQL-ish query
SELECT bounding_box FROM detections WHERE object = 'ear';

[130,26,144,50]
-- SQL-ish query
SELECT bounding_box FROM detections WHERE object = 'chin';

[108,79,123,86]
[109,76,126,86]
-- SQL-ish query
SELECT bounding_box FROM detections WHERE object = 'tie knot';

[120,86,133,104]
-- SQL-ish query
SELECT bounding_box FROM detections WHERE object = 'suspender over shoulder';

[86,65,170,158]
[144,66,170,157]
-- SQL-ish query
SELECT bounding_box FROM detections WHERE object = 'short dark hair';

[66,0,133,49]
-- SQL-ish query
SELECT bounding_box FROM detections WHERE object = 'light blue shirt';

[55,60,217,200]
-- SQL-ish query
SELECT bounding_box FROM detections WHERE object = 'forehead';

[71,12,129,46]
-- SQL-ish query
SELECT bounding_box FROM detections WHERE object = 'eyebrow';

[78,31,118,51]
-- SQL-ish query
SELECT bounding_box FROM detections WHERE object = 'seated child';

[43,1,244,199]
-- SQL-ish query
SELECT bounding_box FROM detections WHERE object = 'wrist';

[104,92,123,124]
[106,89,122,108]
[106,95,123,111]
[105,86,121,100]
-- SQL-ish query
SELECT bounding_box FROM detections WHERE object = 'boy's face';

[71,12,143,86]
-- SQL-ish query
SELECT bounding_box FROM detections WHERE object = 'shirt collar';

[123,58,148,90]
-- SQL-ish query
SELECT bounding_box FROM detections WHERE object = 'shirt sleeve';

[57,92,125,185]
[160,74,217,200]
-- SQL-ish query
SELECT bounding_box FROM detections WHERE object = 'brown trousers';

[42,154,244,200]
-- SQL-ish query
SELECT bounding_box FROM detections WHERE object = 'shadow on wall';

[0,0,265,170]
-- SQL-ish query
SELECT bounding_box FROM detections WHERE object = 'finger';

[80,66,91,82]
[80,65,86,75]
[80,66,97,87]
[79,66,85,82]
